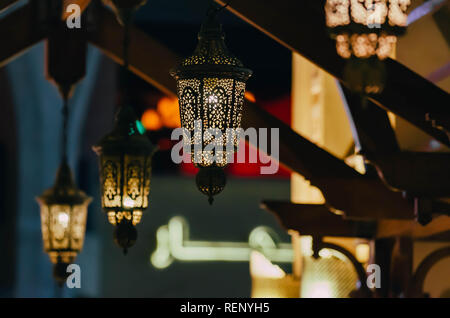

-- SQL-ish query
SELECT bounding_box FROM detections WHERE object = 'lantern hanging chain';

[122,10,132,107]
[208,0,231,16]
[62,96,69,163]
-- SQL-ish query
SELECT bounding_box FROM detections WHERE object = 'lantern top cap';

[37,161,91,206]
[93,104,158,156]
[170,7,252,81]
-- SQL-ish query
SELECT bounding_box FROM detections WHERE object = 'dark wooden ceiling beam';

[340,86,399,156]
[215,0,450,147]
[261,201,376,238]
[61,0,92,20]
[88,6,178,96]
[0,4,46,68]
[244,98,414,220]
[262,200,450,240]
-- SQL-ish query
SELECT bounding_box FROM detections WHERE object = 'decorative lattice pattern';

[177,77,246,167]
[100,153,152,225]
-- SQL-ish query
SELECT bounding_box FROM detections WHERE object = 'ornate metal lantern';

[170,6,252,204]
[325,0,410,93]
[93,105,157,253]
[37,162,92,284]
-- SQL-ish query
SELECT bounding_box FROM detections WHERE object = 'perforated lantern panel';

[171,10,252,168]
[176,77,246,167]
[99,153,152,225]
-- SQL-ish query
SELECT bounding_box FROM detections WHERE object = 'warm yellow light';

[123,197,135,209]
[356,243,370,263]
[141,109,163,131]
[250,251,286,279]
[306,282,333,298]
[58,212,70,228]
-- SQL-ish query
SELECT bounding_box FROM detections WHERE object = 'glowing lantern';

[170,5,252,204]
[37,162,92,284]
[93,105,157,253]
[325,0,410,93]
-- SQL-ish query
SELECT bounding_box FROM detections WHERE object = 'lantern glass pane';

[100,155,122,209]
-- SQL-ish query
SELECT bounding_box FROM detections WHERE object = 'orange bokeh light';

[141,109,163,131]
[157,97,181,128]
[245,91,256,103]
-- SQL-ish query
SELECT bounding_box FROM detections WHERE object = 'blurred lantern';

[141,108,163,131]
[170,4,252,204]
[325,0,410,93]
[37,97,92,285]
[94,0,157,253]
[93,105,157,253]
[37,162,92,284]
[157,96,181,129]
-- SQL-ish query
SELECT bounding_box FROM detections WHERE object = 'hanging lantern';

[37,162,92,284]
[325,0,410,94]
[325,0,410,59]
[170,5,252,204]
[93,105,157,253]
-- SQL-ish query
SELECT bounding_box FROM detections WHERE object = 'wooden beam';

[61,0,92,20]
[377,215,450,239]
[261,201,376,238]
[340,85,399,156]
[263,200,450,240]
[0,0,19,14]
[215,0,450,147]
[0,4,46,68]
[371,152,450,197]
[88,6,178,97]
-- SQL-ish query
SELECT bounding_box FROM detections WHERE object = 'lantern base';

[195,166,227,205]
[53,262,70,287]
[113,220,138,254]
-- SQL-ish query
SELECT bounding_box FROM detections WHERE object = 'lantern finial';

[113,220,138,254]
[196,166,227,205]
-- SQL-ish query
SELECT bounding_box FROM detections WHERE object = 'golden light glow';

[325,0,410,60]
[356,243,371,263]
[141,109,163,131]
[250,252,300,298]
[123,197,136,209]
[157,96,181,128]
[57,212,70,229]
[306,282,333,298]
[38,202,91,264]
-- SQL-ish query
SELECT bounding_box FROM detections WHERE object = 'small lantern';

[93,105,157,252]
[37,162,92,284]
[170,6,252,204]
[325,0,410,94]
